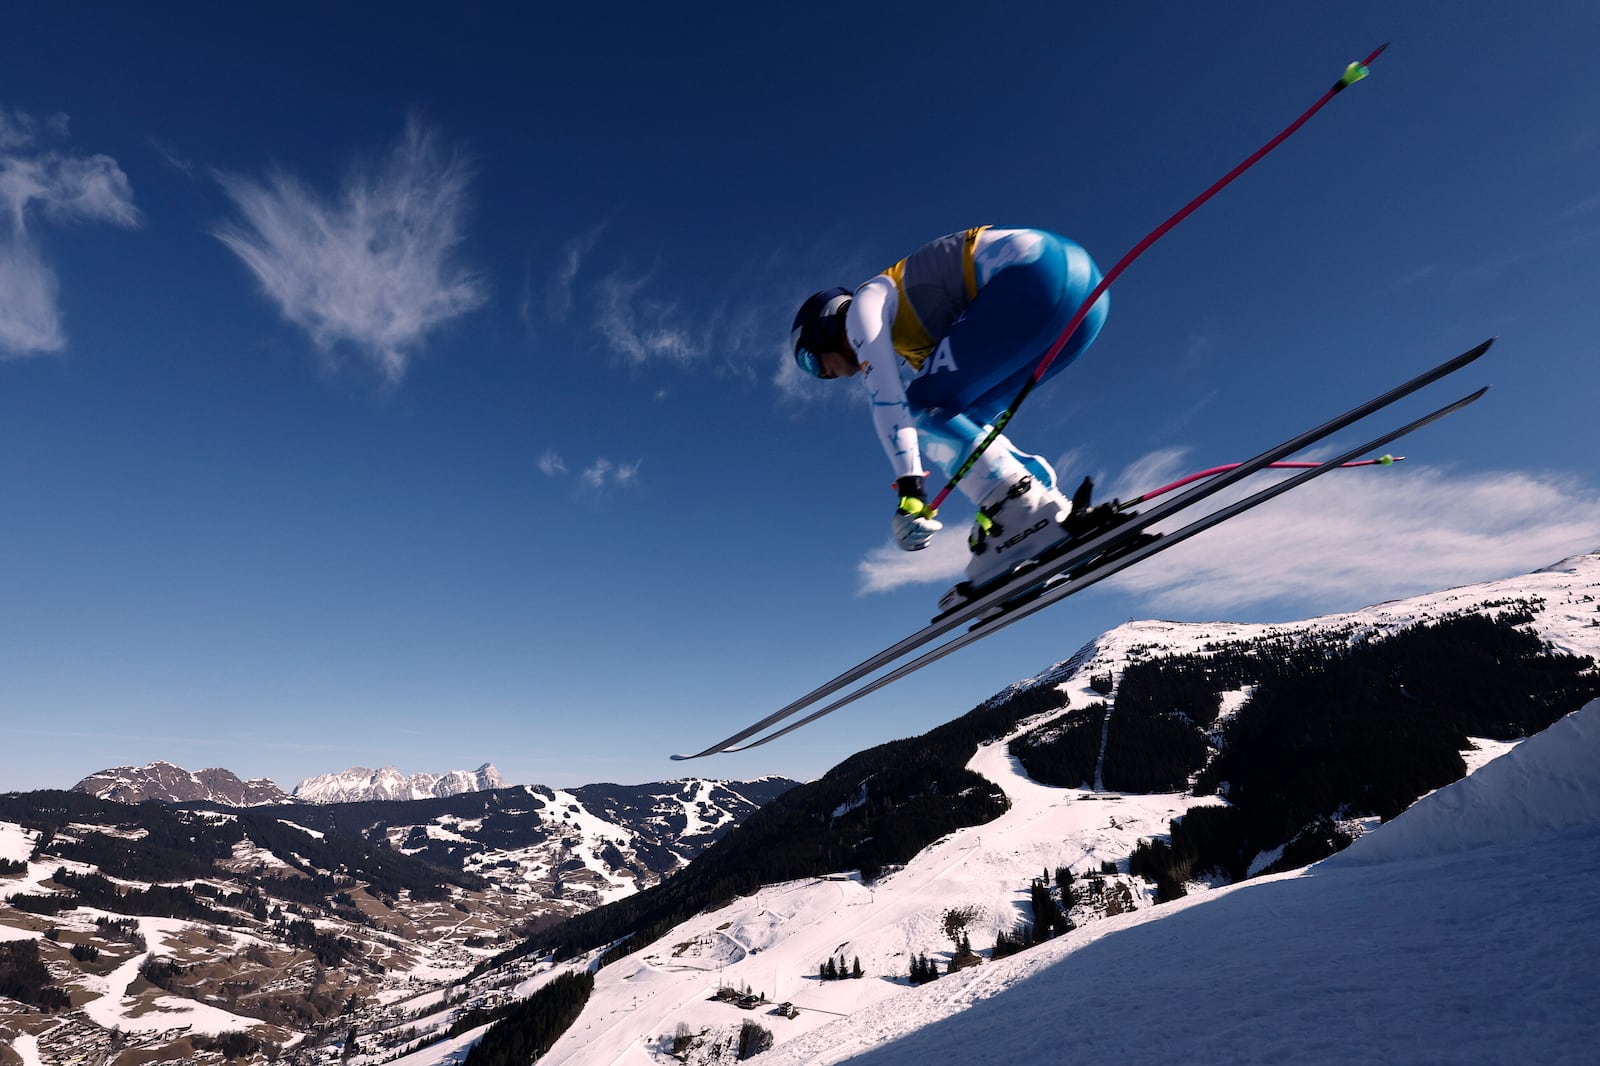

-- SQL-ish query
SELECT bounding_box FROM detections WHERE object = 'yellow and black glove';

[891,475,942,551]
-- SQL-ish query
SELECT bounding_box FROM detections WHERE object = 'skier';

[791,226,1109,591]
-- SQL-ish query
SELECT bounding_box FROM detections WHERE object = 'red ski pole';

[926,44,1389,515]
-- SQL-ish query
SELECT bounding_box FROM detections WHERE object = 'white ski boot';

[936,473,1078,613]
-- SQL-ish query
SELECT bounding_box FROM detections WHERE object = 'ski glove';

[892,475,942,552]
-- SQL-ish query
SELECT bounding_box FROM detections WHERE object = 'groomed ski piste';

[497,554,1600,1066]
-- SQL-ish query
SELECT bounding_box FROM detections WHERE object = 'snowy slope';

[519,553,1600,1065]
[533,697,1600,1065]
[1030,550,1600,720]
[754,699,1600,1065]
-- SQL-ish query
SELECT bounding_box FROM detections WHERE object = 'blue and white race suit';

[846,227,1108,506]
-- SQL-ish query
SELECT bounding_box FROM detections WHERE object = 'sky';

[2,2,1598,793]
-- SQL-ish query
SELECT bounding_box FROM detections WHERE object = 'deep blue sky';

[3,2,1597,792]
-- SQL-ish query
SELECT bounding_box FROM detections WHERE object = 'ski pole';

[926,44,1389,515]
[1125,454,1401,507]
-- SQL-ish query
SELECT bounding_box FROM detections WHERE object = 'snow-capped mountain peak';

[291,762,507,804]
[72,761,292,806]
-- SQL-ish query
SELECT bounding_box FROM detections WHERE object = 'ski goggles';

[794,343,829,379]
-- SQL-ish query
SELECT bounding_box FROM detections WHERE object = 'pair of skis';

[673,339,1493,760]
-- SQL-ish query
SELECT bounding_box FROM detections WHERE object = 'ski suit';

[845,227,1108,507]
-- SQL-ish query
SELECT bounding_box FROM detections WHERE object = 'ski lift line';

[1129,456,1402,507]
[926,43,1390,515]
[720,385,1486,755]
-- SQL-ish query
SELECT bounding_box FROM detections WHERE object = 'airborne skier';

[790,226,1109,590]
[675,46,1414,759]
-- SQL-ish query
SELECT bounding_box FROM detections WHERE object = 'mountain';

[240,776,799,913]
[291,763,508,804]
[69,761,512,807]
[10,553,1600,1064]
[473,552,1600,1063]
[0,774,796,1063]
[72,761,292,806]
[751,697,1600,1066]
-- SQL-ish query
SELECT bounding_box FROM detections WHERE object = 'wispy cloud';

[537,449,641,491]
[857,531,972,595]
[548,224,605,322]
[1562,189,1600,218]
[0,106,141,357]
[855,455,1600,617]
[579,457,642,490]
[148,136,196,178]
[213,115,487,383]
[593,269,695,365]
[536,449,568,477]
[1105,464,1600,614]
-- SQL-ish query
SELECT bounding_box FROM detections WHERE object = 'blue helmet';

[791,287,852,378]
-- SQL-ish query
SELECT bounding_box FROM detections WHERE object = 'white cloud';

[149,136,196,178]
[857,531,971,595]
[538,450,640,491]
[593,269,695,365]
[537,450,568,477]
[0,106,140,357]
[580,458,612,489]
[572,456,642,491]
[548,224,604,322]
[1104,465,1600,614]
[854,456,1600,617]
[213,115,486,383]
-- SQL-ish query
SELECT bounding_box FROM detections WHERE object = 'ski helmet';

[791,287,852,378]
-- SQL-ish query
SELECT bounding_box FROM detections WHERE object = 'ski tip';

[1449,338,1496,368]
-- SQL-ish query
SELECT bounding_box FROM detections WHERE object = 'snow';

[1326,703,1600,867]
[292,763,505,803]
[0,820,35,862]
[533,718,1230,1064]
[519,553,1600,1066]
[383,1023,489,1066]
[754,700,1600,1065]
[675,779,739,838]
[538,788,649,903]
[11,1032,43,1066]
[76,916,267,1037]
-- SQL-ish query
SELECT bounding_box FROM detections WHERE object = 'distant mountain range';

[292,763,507,804]
[72,761,510,806]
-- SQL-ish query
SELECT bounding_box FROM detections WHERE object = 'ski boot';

[936,474,1076,614]
[936,475,1156,617]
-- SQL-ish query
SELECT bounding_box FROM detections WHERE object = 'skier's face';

[817,349,861,379]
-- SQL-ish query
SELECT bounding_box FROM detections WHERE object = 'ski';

[672,338,1493,760]
[701,384,1488,754]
